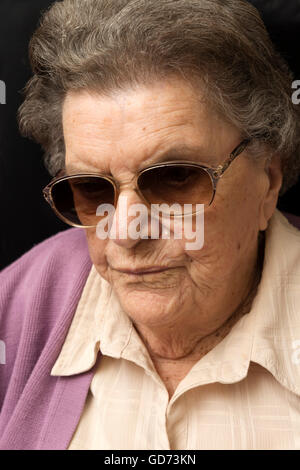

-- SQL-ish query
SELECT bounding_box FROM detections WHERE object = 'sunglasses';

[43,139,250,228]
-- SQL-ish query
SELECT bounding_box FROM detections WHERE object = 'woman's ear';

[259,154,283,231]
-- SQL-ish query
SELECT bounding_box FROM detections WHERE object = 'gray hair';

[18,0,300,194]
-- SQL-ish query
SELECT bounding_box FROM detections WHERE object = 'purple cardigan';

[0,228,93,450]
[0,213,299,450]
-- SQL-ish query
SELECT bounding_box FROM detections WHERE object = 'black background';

[0,0,299,271]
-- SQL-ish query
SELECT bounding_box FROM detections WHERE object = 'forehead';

[62,78,239,173]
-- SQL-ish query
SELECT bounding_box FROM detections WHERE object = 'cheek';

[208,167,264,243]
[85,229,109,274]
[184,180,262,272]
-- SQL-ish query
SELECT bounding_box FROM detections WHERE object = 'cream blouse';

[51,210,300,450]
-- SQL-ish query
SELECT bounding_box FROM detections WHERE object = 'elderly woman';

[0,0,300,451]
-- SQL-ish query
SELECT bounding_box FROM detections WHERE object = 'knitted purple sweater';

[0,228,94,450]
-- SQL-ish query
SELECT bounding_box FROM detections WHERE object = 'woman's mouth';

[111,266,171,275]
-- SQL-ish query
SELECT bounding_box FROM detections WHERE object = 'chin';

[115,285,181,326]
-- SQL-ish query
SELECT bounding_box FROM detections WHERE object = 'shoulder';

[261,210,300,295]
[267,211,300,257]
[282,211,300,233]
[274,211,300,244]
[0,228,90,286]
[0,228,92,331]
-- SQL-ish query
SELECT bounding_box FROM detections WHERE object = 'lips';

[111,266,171,275]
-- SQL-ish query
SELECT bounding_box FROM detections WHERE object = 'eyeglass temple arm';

[212,139,251,178]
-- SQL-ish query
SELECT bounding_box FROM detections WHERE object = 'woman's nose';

[109,189,152,248]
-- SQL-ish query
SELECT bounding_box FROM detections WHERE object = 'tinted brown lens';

[51,176,115,226]
[137,164,213,213]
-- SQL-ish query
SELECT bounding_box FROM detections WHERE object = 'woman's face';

[63,78,282,334]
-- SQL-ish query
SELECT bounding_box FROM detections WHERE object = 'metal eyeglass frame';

[43,138,251,227]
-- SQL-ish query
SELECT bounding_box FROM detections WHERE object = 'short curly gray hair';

[18,0,300,194]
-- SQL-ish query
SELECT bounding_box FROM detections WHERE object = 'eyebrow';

[142,144,219,168]
[64,144,220,175]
